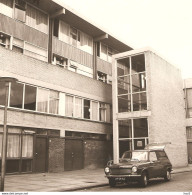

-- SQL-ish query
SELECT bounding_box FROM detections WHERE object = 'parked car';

[104,143,172,187]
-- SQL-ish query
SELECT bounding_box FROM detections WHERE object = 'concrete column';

[112,57,119,163]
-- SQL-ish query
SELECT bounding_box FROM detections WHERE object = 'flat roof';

[34,0,133,52]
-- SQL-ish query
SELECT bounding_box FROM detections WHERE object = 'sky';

[56,0,192,79]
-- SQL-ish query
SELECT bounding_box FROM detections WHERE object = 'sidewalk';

[3,165,192,192]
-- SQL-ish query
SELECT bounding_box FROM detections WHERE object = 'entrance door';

[64,139,84,171]
[187,142,192,163]
[35,137,47,172]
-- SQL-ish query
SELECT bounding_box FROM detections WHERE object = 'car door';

[148,151,161,178]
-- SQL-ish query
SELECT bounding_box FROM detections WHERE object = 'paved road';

[78,172,192,192]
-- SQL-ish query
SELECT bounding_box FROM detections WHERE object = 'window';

[14,0,26,22]
[84,99,90,119]
[100,43,116,62]
[79,31,93,54]
[186,89,192,118]
[53,19,59,37]
[99,103,106,122]
[37,88,49,113]
[26,5,48,34]
[0,0,13,18]
[24,42,47,62]
[74,97,82,118]
[100,43,107,61]
[10,82,23,108]
[0,32,11,49]
[149,152,157,162]
[97,71,107,83]
[68,60,77,72]
[58,20,70,43]
[53,54,68,67]
[91,101,98,121]
[12,37,24,53]
[70,27,80,47]
[117,54,147,113]
[49,90,59,114]
[65,95,73,117]
[24,85,36,110]
[0,127,34,173]
[0,81,6,106]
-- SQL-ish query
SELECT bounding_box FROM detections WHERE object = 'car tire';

[109,178,116,187]
[139,172,148,187]
[164,170,171,181]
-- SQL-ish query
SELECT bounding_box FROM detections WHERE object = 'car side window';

[149,152,158,162]
[156,151,168,160]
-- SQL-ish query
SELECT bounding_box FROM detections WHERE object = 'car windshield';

[122,151,148,161]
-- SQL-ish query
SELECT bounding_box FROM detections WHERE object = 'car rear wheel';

[139,172,148,187]
[164,170,171,181]
[109,178,116,187]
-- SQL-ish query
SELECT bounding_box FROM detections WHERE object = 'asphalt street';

[78,172,192,192]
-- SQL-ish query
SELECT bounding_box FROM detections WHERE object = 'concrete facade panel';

[0,108,112,135]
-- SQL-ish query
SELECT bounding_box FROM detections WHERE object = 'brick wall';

[48,137,65,172]
[84,140,113,169]
[147,51,188,167]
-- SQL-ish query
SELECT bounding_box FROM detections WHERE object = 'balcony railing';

[0,14,48,50]
[52,36,93,68]
[97,57,112,76]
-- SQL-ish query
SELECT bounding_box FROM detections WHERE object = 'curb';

[59,183,108,192]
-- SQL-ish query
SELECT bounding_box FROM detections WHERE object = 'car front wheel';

[164,170,171,181]
[139,172,148,187]
[109,178,116,187]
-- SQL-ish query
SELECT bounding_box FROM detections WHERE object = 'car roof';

[123,149,165,153]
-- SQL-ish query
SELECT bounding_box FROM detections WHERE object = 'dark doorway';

[35,137,47,172]
[64,139,84,171]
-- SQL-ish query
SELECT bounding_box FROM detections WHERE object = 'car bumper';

[106,174,141,178]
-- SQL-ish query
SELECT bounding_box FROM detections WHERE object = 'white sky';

[57,0,192,79]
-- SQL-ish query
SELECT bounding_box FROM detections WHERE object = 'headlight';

[132,166,137,173]
[105,167,110,173]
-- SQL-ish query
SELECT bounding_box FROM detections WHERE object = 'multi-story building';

[111,48,188,167]
[0,0,132,174]
[184,78,192,163]
[0,0,189,174]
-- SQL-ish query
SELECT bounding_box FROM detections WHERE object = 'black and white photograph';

[0,0,192,193]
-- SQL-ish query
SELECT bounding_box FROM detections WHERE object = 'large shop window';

[91,101,99,121]
[49,91,59,114]
[24,85,36,110]
[99,103,106,122]
[74,97,82,118]
[0,0,13,18]
[10,82,23,108]
[84,99,90,119]
[0,127,34,173]
[26,5,48,34]
[65,95,74,117]
[37,88,49,113]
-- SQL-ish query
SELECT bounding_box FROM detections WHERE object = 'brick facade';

[147,51,188,167]
[48,137,65,172]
